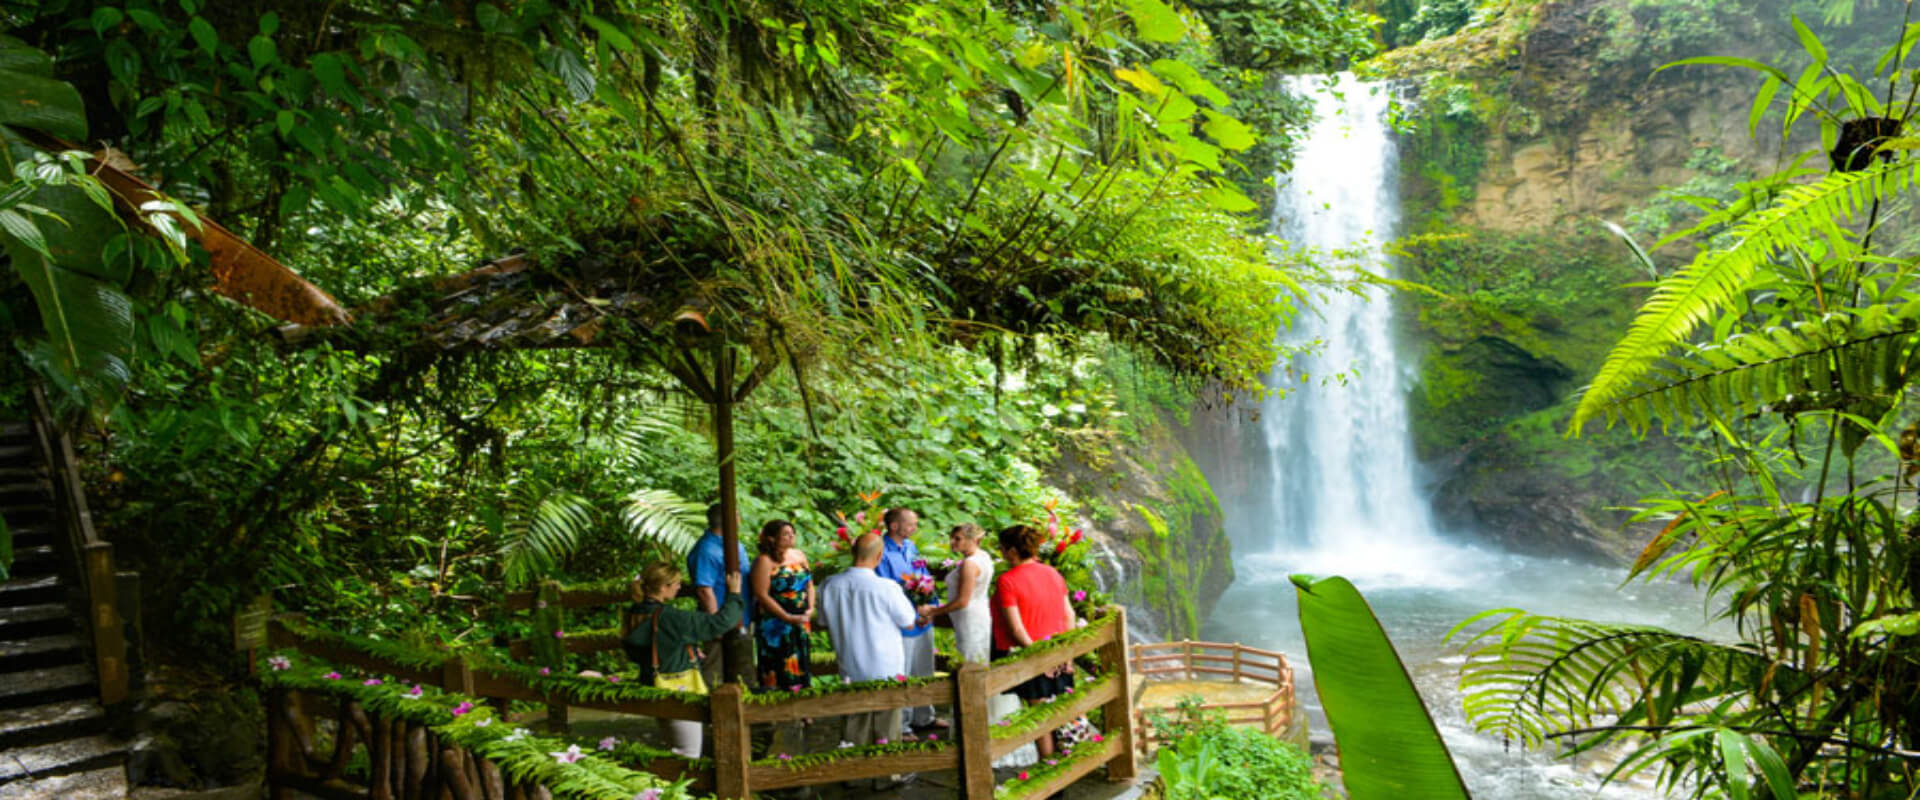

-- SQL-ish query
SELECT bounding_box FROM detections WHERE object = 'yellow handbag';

[646,607,709,695]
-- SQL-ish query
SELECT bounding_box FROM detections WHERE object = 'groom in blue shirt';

[688,503,752,687]
[876,507,943,729]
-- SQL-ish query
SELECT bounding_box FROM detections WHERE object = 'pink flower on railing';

[550,744,585,764]
[893,674,908,683]
[266,655,292,671]
[598,737,618,751]
[451,702,475,716]
[634,790,663,800]
[1072,590,1088,602]
[1018,771,1030,781]
[408,685,424,697]
[927,734,938,741]
[876,738,889,745]
[1045,759,1057,766]
[1091,734,1104,743]
[553,630,566,639]
[539,667,551,675]
[777,753,792,761]
[324,671,342,680]
[363,679,383,686]
[607,675,621,683]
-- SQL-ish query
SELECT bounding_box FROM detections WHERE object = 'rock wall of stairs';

[0,422,128,799]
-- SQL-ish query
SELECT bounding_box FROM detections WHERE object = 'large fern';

[497,479,599,588]
[1572,157,1920,433]
[617,488,704,555]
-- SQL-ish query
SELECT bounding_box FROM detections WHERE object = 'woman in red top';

[991,523,1075,758]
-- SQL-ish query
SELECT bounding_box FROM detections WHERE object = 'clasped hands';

[914,604,938,628]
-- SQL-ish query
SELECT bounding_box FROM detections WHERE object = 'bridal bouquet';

[904,558,939,606]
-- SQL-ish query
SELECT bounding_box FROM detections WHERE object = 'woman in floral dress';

[750,519,814,692]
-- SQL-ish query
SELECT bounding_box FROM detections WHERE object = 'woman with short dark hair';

[990,523,1076,758]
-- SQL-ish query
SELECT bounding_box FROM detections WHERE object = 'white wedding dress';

[949,549,1037,768]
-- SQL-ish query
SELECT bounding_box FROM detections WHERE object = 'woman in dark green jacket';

[622,562,742,757]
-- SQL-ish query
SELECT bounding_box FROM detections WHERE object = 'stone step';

[0,445,32,465]
[0,734,126,787]
[0,574,67,608]
[3,545,59,578]
[3,525,54,552]
[0,466,39,482]
[0,697,106,752]
[0,764,127,799]
[0,665,95,712]
[0,482,47,506]
[0,505,51,523]
[0,632,82,674]
[0,604,77,645]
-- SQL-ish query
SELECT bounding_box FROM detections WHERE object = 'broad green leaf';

[248,35,277,69]
[540,46,596,102]
[1114,66,1166,96]
[1203,182,1257,212]
[1,184,135,414]
[0,35,54,75]
[1123,0,1187,43]
[1717,729,1751,800]
[0,51,89,139]
[1150,59,1229,106]
[1292,575,1472,800]
[1201,109,1256,150]
[189,17,218,54]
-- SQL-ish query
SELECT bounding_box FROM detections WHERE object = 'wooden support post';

[1182,639,1193,681]
[1232,643,1243,683]
[1102,608,1139,783]
[955,662,994,799]
[443,657,476,697]
[83,542,128,707]
[532,581,569,733]
[266,688,294,800]
[710,682,752,799]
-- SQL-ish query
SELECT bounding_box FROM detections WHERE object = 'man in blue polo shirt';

[876,506,942,729]
[688,503,752,687]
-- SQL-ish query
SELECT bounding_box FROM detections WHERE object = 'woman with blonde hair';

[918,522,1038,767]
[622,561,741,757]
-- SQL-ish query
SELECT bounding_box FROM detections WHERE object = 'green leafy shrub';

[1150,697,1319,800]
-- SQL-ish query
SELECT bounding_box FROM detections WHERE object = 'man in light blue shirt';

[687,503,751,687]
[819,533,918,785]
[875,507,941,728]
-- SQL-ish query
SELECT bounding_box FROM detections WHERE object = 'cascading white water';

[1243,73,1465,586]
[1202,73,1711,799]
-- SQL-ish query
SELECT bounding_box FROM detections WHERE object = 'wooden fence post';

[1102,608,1139,782]
[1182,639,1193,680]
[531,580,568,733]
[955,662,994,799]
[443,657,476,696]
[265,688,293,800]
[710,682,751,799]
[1232,643,1244,682]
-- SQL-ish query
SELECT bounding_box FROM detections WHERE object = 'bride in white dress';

[918,523,1038,768]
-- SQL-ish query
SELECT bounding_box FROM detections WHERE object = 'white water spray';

[1242,73,1467,587]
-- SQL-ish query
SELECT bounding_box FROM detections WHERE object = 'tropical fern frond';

[1572,157,1920,434]
[618,488,705,556]
[498,480,598,588]
[1450,611,1782,749]
[1590,305,1920,432]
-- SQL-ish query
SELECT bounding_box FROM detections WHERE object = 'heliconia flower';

[599,737,618,751]
[364,678,383,686]
[836,526,850,541]
[635,790,664,800]
[266,655,292,671]
[324,671,342,680]
[550,744,585,764]
[1073,590,1088,602]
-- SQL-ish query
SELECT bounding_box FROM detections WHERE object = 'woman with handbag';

[622,562,743,758]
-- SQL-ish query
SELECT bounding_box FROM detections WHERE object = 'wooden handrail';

[1128,638,1296,753]
[25,384,131,709]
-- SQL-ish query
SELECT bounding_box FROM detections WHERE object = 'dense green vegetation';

[1147,696,1320,800]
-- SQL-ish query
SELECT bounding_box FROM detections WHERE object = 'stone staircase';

[0,421,127,799]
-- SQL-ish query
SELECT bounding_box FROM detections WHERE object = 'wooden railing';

[25,384,133,710]
[1128,640,1298,747]
[265,607,1141,799]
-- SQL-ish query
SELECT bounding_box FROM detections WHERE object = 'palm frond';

[498,480,598,587]
[1572,157,1920,434]
[1451,611,1782,749]
[1589,304,1920,432]
[618,488,705,556]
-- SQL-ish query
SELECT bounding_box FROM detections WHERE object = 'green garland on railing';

[277,617,461,670]
[466,653,710,707]
[739,671,949,704]
[606,740,713,772]
[992,734,1114,799]
[751,736,952,769]
[256,651,699,800]
[987,611,1117,670]
[989,672,1115,740]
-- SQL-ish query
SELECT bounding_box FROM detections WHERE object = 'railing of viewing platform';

[1128,640,1298,748]
[261,604,1139,800]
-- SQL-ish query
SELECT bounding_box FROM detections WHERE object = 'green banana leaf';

[1291,574,1472,800]
[0,35,89,140]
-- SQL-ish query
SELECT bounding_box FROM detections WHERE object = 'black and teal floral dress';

[755,564,813,692]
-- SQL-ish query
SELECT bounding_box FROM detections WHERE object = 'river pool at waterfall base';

[1200,541,1722,800]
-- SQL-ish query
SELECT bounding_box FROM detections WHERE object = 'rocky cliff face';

[1046,412,1234,640]
[1376,0,1809,561]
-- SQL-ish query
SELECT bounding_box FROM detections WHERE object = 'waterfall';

[1240,73,1464,587]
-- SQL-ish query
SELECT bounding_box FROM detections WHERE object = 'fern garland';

[277,617,461,670]
[1573,157,1920,433]
[752,737,952,768]
[992,734,1114,799]
[256,650,697,800]
[988,610,1118,670]
[990,672,1115,740]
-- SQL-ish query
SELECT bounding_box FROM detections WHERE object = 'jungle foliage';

[1456,16,1920,799]
[0,0,1374,660]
